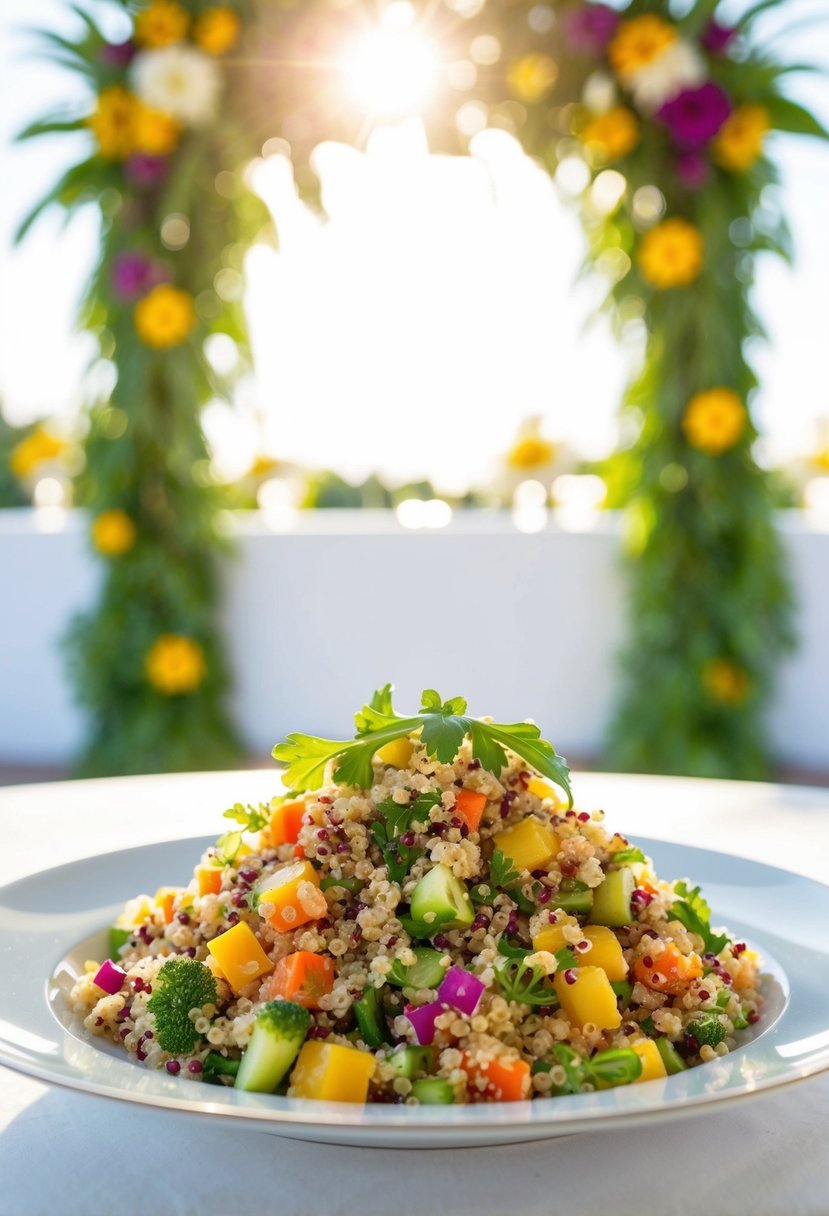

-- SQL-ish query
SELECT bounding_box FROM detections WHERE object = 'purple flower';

[124,154,170,189]
[111,253,168,301]
[701,20,736,54]
[676,149,710,191]
[658,82,732,150]
[563,4,619,54]
[100,40,136,68]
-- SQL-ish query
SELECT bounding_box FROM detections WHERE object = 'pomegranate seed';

[386,935,398,948]
[317,846,329,856]
[177,912,190,924]
[166,1060,181,1075]
[318,796,332,805]
[577,812,590,822]
[336,842,349,853]
[94,1016,104,1027]
[642,955,654,968]
[537,888,551,905]
[732,942,747,956]
[317,829,330,841]
[400,832,415,847]
[563,969,577,986]
[433,933,450,949]
[185,947,197,958]
[468,760,481,771]
[748,1011,760,1024]
[188,1060,203,1074]
[119,1028,130,1040]
[239,868,258,884]
[231,890,247,907]
[698,989,710,1001]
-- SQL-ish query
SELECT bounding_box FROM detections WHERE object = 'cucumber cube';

[410,865,474,930]
[589,867,635,927]
[411,1077,455,1105]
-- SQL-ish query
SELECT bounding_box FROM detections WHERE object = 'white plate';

[1,835,827,1148]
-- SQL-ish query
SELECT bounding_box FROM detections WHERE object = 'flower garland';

[16,0,826,776]
[555,0,825,776]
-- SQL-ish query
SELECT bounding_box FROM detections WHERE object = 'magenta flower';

[676,150,710,191]
[100,40,136,68]
[563,4,619,54]
[701,20,736,54]
[658,82,732,150]
[124,154,169,189]
[111,253,168,301]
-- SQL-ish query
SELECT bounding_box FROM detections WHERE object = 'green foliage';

[147,957,218,1054]
[671,882,729,953]
[17,0,825,780]
[274,685,572,801]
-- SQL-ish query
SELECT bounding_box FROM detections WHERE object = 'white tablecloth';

[3,770,829,1216]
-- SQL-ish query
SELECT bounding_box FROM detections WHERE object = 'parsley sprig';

[370,790,441,885]
[493,943,576,1007]
[273,685,572,805]
[471,848,538,913]
[671,881,730,954]
[222,801,271,833]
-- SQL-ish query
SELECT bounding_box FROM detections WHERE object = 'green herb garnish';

[542,1044,643,1094]
[273,685,572,804]
[493,946,574,1007]
[222,801,271,832]
[671,881,729,954]
[612,847,646,865]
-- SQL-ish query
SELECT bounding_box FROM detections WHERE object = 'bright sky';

[1,0,828,490]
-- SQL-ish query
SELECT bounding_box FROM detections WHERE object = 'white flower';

[628,41,706,113]
[131,46,221,126]
[582,72,617,115]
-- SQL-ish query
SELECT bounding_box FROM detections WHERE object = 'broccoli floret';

[147,958,218,1054]
[256,999,312,1040]
[688,1010,728,1049]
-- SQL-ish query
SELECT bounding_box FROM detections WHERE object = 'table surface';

[3,769,829,1216]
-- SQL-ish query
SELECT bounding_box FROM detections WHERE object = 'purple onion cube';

[437,966,485,1017]
[93,958,127,995]
[405,1001,443,1046]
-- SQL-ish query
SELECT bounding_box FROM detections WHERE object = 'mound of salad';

[71,687,762,1105]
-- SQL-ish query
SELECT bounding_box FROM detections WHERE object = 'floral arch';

[18,0,825,775]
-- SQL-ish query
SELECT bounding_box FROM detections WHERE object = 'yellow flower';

[133,101,180,155]
[91,509,137,557]
[580,106,639,162]
[702,659,750,706]
[192,6,241,56]
[249,455,279,479]
[9,426,66,479]
[134,284,196,348]
[134,0,190,49]
[88,86,139,160]
[507,54,558,103]
[638,218,703,290]
[713,104,770,173]
[682,388,747,455]
[507,436,556,470]
[145,635,206,695]
[608,15,676,81]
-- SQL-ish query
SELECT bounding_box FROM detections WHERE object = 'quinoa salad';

[71,687,763,1105]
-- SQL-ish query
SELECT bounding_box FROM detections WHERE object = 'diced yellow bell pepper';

[553,965,621,1032]
[526,777,562,806]
[532,915,579,954]
[574,926,628,981]
[207,920,274,993]
[631,1038,668,1083]
[493,817,559,874]
[256,859,326,933]
[289,1040,376,1103]
[119,895,153,927]
[375,737,414,769]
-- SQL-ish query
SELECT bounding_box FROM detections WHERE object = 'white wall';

[0,508,826,768]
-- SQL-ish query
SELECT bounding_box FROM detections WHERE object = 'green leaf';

[587,1048,643,1088]
[274,688,572,804]
[214,831,243,865]
[222,801,270,832]
[16,115,87,141]
[612,847,646,865]
[671,882,730,954]
[767,97,829,140]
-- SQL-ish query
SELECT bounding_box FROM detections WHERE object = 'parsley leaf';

[273,686,572,805]
[493,946,573,1007]
[489,848,521,890]
[671,882,730,954]
[370,792,441,886]
[222,802,271,833]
